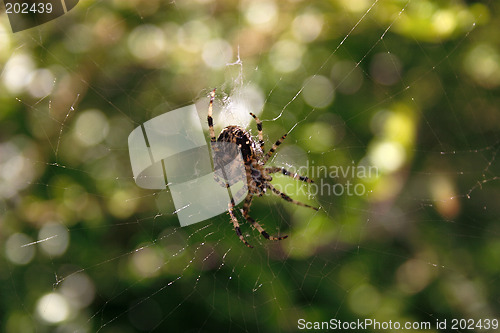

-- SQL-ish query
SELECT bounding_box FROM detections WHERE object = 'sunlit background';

[1,0,499,332]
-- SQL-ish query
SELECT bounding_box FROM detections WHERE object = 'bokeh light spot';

[292,12,323,42]
[36,293,71,324]
[73,109,110,147]
[302,75,335,108]
[397,259,433,294]
[108,190,138,219]
[0,141,36,199]
[5,233,35,265]
[369,141,406,173]
[300,122,336,152]
[128,24,166,61]
[269,39,305,73]
[38,223,69,257]
[61,273,96,309]
[2,54,35,94]
[202,39,233,69]
[463,44,500,89]
[27,69,54,98]
[177,20,210,52]
[349,284,381,315]
[130,247,163,278]
[430,176,460,219]
[243,0,278,29]
[331,60,364,95]
[339,0,370,13]
[432,10,457,37]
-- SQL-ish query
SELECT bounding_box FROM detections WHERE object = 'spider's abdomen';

[216,125,260,163]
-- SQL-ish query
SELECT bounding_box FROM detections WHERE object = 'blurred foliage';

[1,0,500,332]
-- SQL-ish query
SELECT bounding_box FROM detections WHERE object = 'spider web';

[1,0,500,332]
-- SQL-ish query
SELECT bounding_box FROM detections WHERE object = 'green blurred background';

[1,0,499,332]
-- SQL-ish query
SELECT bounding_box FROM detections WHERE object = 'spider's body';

[217,126,262,162]
[207,89,318,248]
[215,125,268,196]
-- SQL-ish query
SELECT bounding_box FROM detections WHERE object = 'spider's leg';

[265,166,314,183]
[228,196,253,248]
[207,89,217,143]
[249,112,264,151]
[240,193,288,241]
[260,132,287,165]
[267,183,319,211]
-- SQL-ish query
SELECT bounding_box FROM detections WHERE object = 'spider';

[207,89,319,248]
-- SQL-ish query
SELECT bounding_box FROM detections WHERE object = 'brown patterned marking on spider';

[207,89,318,248]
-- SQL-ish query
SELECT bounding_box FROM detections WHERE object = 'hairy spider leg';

[267,183,319,211]
[207,88,226,177]
[241,193,288,241]
[249,112,264,151]
[265,166,314,183]
[228,196,253,248]
[260,133,288,165]
[207,88,216,143]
